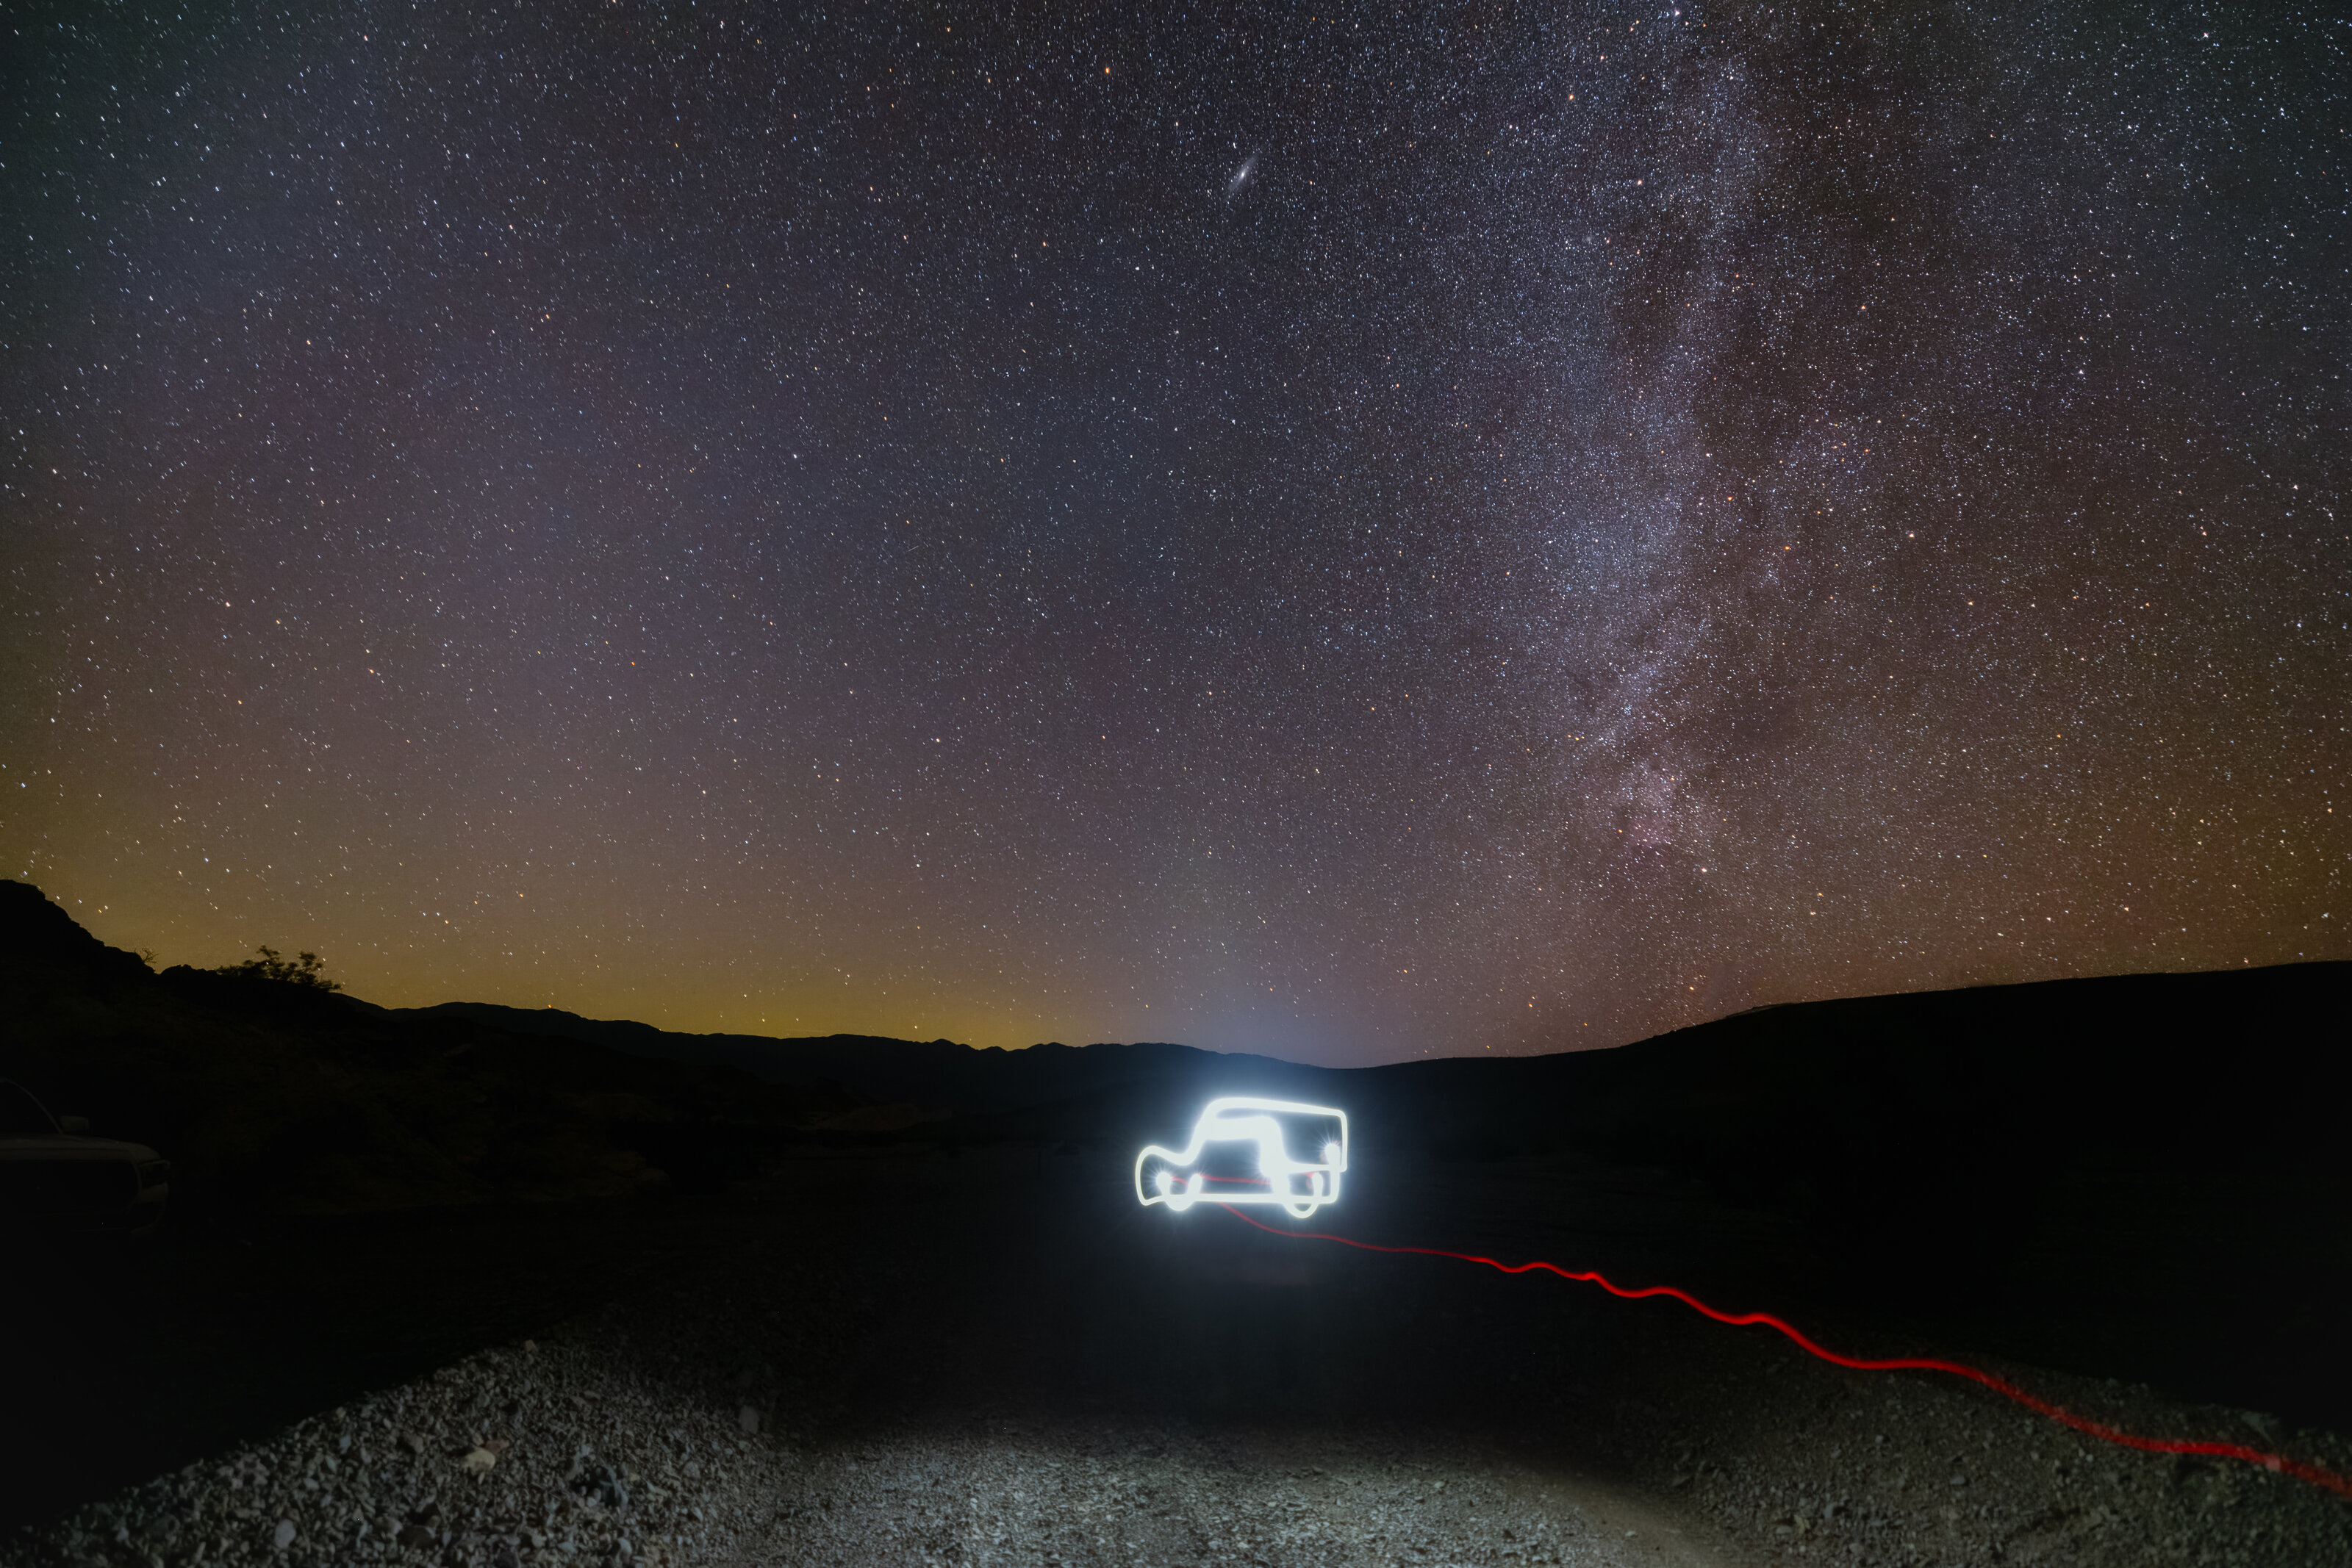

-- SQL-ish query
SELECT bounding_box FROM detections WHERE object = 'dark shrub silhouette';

[210,946,341,991]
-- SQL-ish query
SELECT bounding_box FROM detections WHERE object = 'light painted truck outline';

[1134,1096,1349,1219]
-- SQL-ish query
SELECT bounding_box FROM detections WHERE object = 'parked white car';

[0,1079,171,1235]
[1135,1097,1348,1219]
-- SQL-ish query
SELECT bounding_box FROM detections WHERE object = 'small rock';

[401,1432,427,1456]
[738,1405,761,1435]
[398,1523,437,1548]
[271,1520,296,1551]
[464,1448,498,1475]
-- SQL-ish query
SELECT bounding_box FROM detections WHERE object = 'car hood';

[0,1134,162,1161]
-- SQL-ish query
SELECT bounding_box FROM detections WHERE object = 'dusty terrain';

[9,1146,2350,1568]
[10,877,2348,1568]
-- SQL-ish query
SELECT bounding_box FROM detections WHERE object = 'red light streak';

[1216,1206,2352,1500]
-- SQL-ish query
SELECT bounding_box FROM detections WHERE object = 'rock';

[568,1459,628,1509]
[738,1406,760,1435]
[401,1432,427,1456]
[271,1520,295,1550]
[398,1524,437,1548]
[464,1448,498,1475]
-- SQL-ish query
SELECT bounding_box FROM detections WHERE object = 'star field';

[3,1,2345,1061]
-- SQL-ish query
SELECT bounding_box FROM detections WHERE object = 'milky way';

[4,2,2344,1060]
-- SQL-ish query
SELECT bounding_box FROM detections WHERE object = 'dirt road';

[7,1146,2349,1567]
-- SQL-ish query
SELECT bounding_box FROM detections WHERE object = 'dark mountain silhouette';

[0,881,862,1213]
[404,1001,1274,1115]
[6,877,2348,1427]
[414,963,2350,1206]
[9,875,2346,1220]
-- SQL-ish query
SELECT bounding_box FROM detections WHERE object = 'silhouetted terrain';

[423,957,2352,1434]
[3,877,2347,1546]
[0,882,867,1215]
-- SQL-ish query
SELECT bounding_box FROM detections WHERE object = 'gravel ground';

[1558,1312,2352,1567]
[8,1151,2349,1568]
[758,1420,1721,1568]
[0,1329,767,1568]
[0,1314,1722,1568]
[0,1305,1715,1568]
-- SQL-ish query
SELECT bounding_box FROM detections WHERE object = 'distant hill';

[401,1001,1283,1114]
[0,881,864,1215]
[6,875,2346,1425]
[412,961,2352,1195]
[6,874,2348,1225]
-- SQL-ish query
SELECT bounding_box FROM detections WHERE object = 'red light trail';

[1216,1205,2352,1500]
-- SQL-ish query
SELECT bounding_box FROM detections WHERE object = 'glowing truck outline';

[1133,1096,1349,1219]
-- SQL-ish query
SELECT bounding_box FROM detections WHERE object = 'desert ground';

[8,1143,2350,1568]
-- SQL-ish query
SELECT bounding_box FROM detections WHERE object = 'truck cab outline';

[1134,1096,1349,1220]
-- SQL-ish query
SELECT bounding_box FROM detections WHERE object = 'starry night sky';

[4,1,2345,1062]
